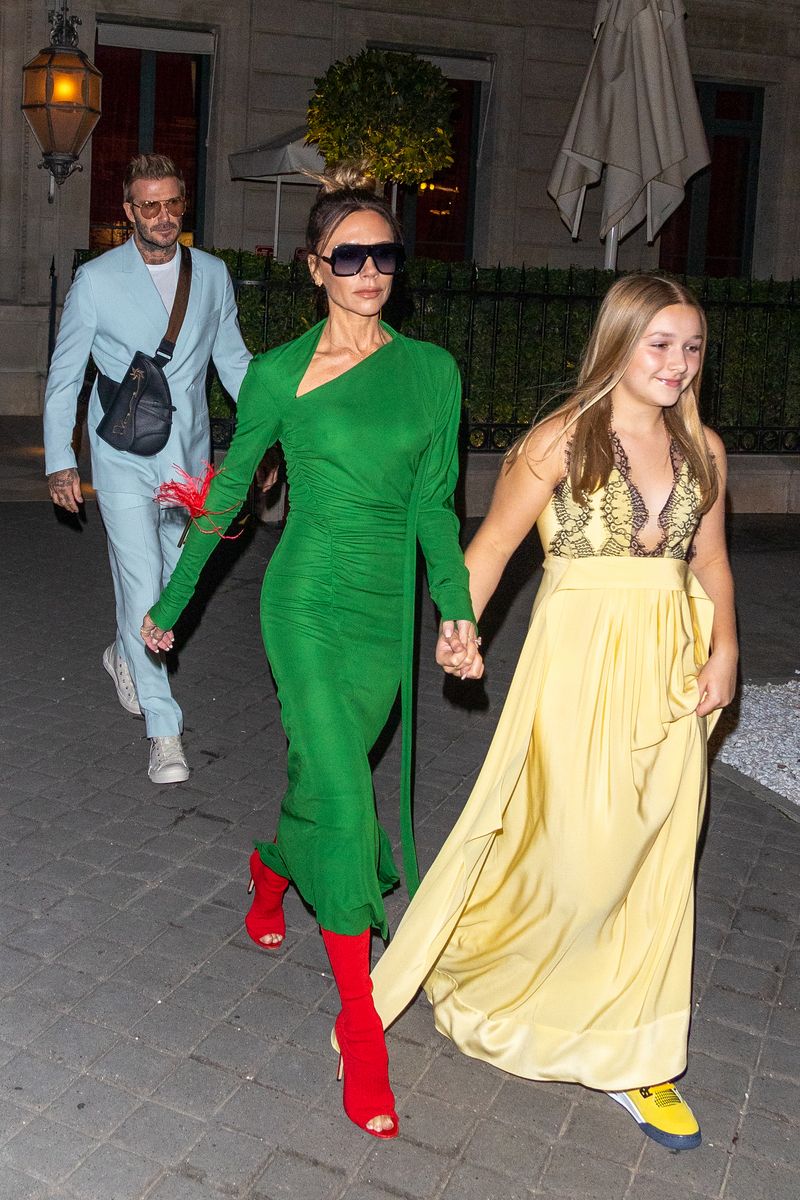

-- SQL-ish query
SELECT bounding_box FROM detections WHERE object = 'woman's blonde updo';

[305,160,403,255]
[311,160,378,193]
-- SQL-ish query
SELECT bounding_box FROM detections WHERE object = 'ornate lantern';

[21,1,102,201]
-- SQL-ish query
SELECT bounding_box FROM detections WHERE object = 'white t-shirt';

[147,253,180,313]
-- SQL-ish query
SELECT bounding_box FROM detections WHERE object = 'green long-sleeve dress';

[150,319,474,936]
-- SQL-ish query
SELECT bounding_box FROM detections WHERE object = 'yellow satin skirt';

[372,556,718,1091]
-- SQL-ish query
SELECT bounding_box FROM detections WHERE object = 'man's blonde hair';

[123,154,185,202]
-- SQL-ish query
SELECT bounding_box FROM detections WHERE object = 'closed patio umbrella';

[547,0,710,268]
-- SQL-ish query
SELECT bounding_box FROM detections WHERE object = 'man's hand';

[47,467,83,513]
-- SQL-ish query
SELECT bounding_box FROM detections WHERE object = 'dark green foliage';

[391,262,614,449]
[385,264,799,453]
[71,247,800,452]
[206,253,318,418]
[687,276,800,451]
[306,49,454,184]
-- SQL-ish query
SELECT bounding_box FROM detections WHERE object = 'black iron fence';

[73,249,800,454]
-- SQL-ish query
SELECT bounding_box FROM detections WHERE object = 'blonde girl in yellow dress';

[374,274,738,1150]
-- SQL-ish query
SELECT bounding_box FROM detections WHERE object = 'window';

[89,23,213,250]
[400,78,480,262]
[369,47,491,263]
[659,81,763,278]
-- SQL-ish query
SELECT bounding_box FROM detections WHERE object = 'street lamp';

[21,1,102,202]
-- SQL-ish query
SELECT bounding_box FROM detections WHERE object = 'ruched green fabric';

[151,320,474,935]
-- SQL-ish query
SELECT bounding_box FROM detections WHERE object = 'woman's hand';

[140,613,175,654]
[695,648,737,717]
[436,620,484,680]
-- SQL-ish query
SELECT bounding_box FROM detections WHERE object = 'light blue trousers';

[96,491,185,737]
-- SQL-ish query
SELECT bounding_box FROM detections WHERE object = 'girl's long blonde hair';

[509,274,718,513]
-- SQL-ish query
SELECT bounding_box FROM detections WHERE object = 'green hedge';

[75,247,800,452]
[208,253,800,452]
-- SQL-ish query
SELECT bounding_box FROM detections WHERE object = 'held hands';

[47,467,83,513]
[437,620,484,681]
[695,648,738,717]
[140,613,175,654]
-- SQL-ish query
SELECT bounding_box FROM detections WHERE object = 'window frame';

[662,79,764,278]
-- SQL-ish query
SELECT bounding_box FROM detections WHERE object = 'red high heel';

[245,848,289,949]
[322,928,398,1139]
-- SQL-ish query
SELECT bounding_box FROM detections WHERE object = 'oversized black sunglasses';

[318,242,405,277]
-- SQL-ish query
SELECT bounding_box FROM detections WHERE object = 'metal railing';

[73,250,800,454]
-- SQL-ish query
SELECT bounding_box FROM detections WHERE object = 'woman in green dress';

[140,167,481,1138]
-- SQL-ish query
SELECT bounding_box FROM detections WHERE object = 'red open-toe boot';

[322,927,398,1139]
[245,848,289,949]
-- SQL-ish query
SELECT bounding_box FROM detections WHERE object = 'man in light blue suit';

[44,154,252,784]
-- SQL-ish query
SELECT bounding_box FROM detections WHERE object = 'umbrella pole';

[604,223,619,271]
[273,179,282,260]
[571,186,587,240]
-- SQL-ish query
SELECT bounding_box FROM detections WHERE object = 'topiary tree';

[306,48,454,185]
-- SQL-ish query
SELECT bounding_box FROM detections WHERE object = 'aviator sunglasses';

[130,196,186,219]
[318,242,405,277]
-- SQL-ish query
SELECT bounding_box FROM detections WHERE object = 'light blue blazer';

[44,237,252,497]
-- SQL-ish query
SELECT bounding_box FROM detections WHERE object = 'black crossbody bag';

[96,244,192,456]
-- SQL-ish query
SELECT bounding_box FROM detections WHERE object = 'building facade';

[3,0,800,412]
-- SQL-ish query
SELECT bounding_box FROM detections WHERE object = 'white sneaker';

[103,643,142,716]
[148,735,189,784]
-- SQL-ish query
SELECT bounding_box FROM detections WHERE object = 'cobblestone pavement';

[1,501,798,1200]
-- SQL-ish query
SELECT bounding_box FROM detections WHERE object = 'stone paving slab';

[0,502,798,1199]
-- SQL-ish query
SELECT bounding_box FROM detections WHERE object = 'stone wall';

[3,0,800,413]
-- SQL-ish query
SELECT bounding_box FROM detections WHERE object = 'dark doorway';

[659,81,763,278]
[397,78,479,262]
[89,42,210,251]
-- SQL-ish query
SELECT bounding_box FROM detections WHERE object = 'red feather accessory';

[154,463,244,545]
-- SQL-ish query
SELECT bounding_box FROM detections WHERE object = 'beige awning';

[228,129,325,259]
[228,128,324,185]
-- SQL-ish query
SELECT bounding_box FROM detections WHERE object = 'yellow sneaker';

[608,1082,701,1150]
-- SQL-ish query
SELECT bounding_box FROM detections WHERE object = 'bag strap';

[154,243,192,365]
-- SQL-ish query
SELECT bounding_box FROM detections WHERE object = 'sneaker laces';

[152,735,183,765]
[638,1084,681,1109]
[117,662,136,702]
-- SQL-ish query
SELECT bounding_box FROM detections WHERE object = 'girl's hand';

[436,620,484,680]
[695,648,737,717]
[140,613,175,654]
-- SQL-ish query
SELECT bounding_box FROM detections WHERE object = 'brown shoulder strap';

[155,244,193,363]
